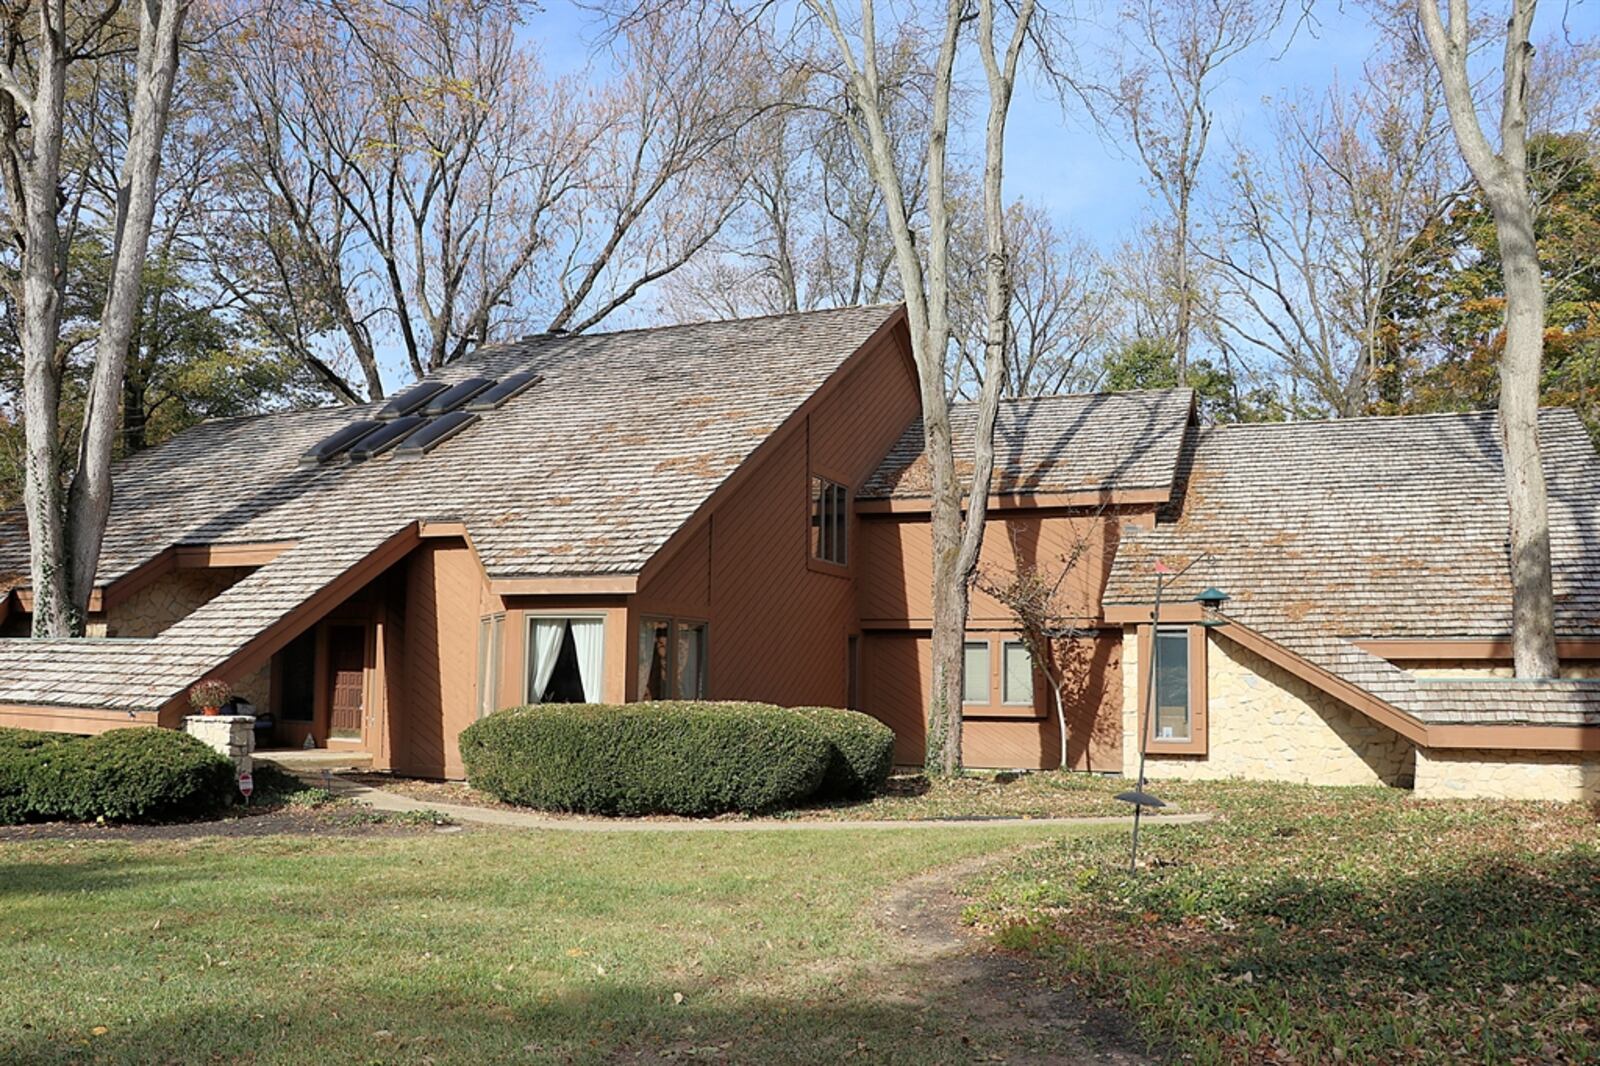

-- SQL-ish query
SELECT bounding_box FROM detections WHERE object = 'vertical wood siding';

[859,630,1123,770]
[633,327,920,708]
[859,511,1127,628]
[398,541,484,778]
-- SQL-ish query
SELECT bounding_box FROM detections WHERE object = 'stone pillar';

[182,715,255,775]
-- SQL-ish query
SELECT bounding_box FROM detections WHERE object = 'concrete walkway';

[318,775,1214,833]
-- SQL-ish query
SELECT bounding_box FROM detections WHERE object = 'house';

[0,305,1595,800]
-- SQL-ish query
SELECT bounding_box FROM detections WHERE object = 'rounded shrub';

[0,728,63,823]
[460,701,831,816]
[792,707,896,800]
[17,728,236,823]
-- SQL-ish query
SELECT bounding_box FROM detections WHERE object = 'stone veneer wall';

[1121,627,1416,787]
[89,567,272,710]
[1414,747,1600,802]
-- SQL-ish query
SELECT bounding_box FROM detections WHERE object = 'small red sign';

[238,771,254,799]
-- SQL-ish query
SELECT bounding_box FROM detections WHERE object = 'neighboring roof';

[0,305,903,711]
[1105,407,1600,728]
[859,389,1194,501]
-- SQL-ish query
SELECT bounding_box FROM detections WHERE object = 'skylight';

[301,370,542,466]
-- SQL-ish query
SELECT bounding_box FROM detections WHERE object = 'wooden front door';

[327,624,367,740]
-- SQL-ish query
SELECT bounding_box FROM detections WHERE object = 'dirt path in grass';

[873,854,1152,1065]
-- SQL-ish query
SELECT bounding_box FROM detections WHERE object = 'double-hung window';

[810,476,849,565]
[637,617,709,700]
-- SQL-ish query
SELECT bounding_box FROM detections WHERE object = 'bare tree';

[1204,38,1458,415]
[1103,0,1276,384]
[799,0,1039,773]
[212,0,760,401]
[1416,0,1557,677]
[951,200,1114,398]
[1,0,191,635]
[658,32,928,322]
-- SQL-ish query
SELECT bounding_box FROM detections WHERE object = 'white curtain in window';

[528,620,566,702]
[571,618,605,702]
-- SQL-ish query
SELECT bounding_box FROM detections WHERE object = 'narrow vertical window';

[810,475,848,565]
[477,613,504,718]
[1153,628,1191,741]
[675,621,708,699]
[962,640,991,705]
[638,618,671,700]
[1001,640,1033,705]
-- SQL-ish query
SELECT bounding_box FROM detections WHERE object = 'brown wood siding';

[632,325,920,708]
[859,630,1123,770]
[859,512,1127,628]
[398,540,485,778]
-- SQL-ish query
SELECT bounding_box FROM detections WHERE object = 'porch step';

[256,749,374,774]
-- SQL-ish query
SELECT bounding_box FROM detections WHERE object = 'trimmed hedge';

[0,727,236,824]
[793,707,896,800]
[460,701,833,816]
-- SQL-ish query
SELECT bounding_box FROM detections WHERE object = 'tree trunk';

[64,0,189,620]
[1490,182,1559,677]
[923,392,967,774]
[1416,0,1557,678]
[17,17,74,637]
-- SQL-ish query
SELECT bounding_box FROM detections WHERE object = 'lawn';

[0,817,1089,1065]
[964,781,1600,1065]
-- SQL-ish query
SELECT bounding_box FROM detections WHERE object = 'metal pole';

[1129,572,1164,875]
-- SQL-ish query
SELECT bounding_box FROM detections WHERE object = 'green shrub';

[0,727,73,823]
[460,701,831,816]
[0,727,236,824]
[792,707,896,800]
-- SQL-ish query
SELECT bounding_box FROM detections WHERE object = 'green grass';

[1,821,1085,1064]
[964,781,1600,1065]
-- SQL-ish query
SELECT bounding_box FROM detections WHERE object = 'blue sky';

[517,1,1401,252]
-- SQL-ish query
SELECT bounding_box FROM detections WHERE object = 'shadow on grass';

[0,958,1140,1065]
[1003,840,1600,1062]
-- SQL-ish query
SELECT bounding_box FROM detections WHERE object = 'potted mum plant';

[189,678,233,717]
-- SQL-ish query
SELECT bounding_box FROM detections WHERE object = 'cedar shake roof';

[0,305,902,711]
[860,389,1195,500]
[1104,407,1600,728]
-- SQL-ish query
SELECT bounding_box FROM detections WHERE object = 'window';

[526,616,605,703]
[962,641,991,705]
[476,613,504,718]
[1153,628,1190,741]
[677,621,708,699]
[810,476,849,565]
[1001,641,1033,705]
[278,629,316,722]
[638,618,671,700]
[636,617,709,699]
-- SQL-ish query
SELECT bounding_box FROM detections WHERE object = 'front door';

[327,624,367,741]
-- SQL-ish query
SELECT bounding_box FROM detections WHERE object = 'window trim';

[808,473,851,572]
[958,633,1045,719]
[961,639,992,706]
[1000,639,1035,706]
[1137,623,1208,755]
[634,614,710,700]
[477,611,505,719]
[524,612,609,704]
